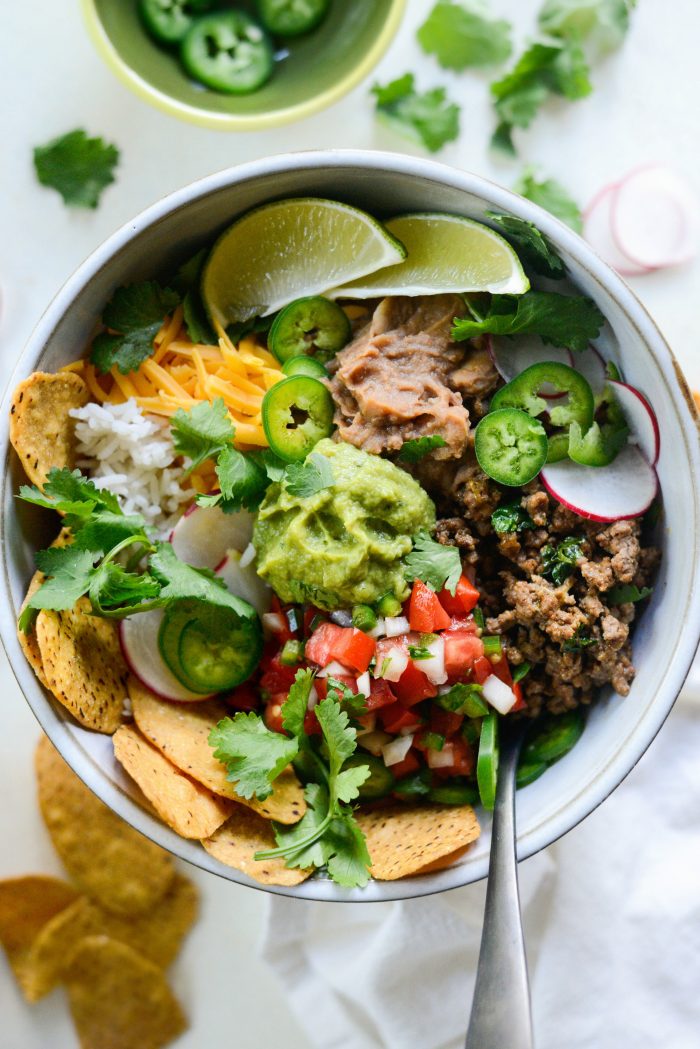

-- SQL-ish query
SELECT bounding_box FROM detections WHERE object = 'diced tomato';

[430,706,464,739]
[390,749,422,779]
[259,655,298,695]
[378,702,424,735]
[409,580,452,632]
[314,674,357,702]
[446,615,479,634]
[268,596,295,644]
[472,655,493,684]
[444,632,485,680]
[224,682,259,712]
[431,737,475,777]
[393,661,438,706]
[264,700,286,734]
[512,682,526,712]
[305,623,376,673]
[365,678,397,711]
[303,709,322,735]
[438,575,480,617]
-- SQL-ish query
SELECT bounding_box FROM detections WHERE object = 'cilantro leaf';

[70,511,151,554]
[486,212,566,278]
[216,446,269,512]
[171,398,235,476]
[541,536,584,584]
[24,547,98,621]
[539,0,634,55]
[451,292,604,352]
[172,249,217,345]
[606,583,652,605]
[271,783,333,870]
[515,169,583,233]
[404,531,462,594]
[417,0,512,69]
[209,712,299,800]
[283,453,335,499]
[19,468,120,519]
[562,627,597,651]
[91,282,180,375]
[88,562,161,615]
[373,73,460,153]
[334,766,371,805]
[491,503,536,534]
[326,677,368,719]
[315,697,357,773]
[324,813,372,888]
[33,129,119,209]
[397,435,448,463]
[256,449,287,483]
[148,541,255,620]
[281,668,315,740]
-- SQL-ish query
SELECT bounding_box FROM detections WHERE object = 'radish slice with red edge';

[120,609,213,702]
[583,183,653,277]
[571,345,608,397]
[170,505,254,570]
[608,379,660,465]
[216,553,270,618]
[612,166,699,270]
[490,336,573,397]
[541,444,657,522]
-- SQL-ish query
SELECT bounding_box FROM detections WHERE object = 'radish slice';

[612,166,699,269]
[120,609,212,702]
[216,552,270,617]
[608,379,660,465]
[171,505,254,570]
[571,345,608,397]
[541,444,658,522]
[482,673,517,715]
[583,183,653,276]
[490,336,573,396]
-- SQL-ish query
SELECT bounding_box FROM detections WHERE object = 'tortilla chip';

[356,804,480,881]
[64,936,187,1049]
[23,874,198,1001]
[36,736,176,916]
[36,596,127,734]
[0,875,78,999]
[114,724,234,839]
[202,806,311,886]
[9,371,89,488]
[18,571,50,688]
[129,677,306,825]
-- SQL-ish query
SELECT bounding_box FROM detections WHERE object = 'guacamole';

[254,439,435,610]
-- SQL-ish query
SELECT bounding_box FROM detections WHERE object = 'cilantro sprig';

[33,129,119,209]
[372,73,460,154]
[398,435,447,463]
[91,282,181,375]
[451,292,604,352]
[403,531,462,595]
[491,503,536,534]
[486,212,567,279]
[515,169,583,233]
[541,536,584,584]
[417,0,512,70]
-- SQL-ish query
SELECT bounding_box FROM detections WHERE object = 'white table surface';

[1,1,699,1047]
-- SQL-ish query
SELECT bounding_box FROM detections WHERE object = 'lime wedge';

[202,198,407,326]
[329,213,530,299]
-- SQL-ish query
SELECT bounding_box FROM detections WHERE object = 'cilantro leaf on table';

[491,502,536,534]
[209,712,299,801]
[404,531,462,595]
[515,169,583,233]
[283,453,335,499]
[33,129,119,209]
[171,398,235,476]
[539,0,635,55]
[91,282,181,375]
[451,292,604,351]
[373,73,460,154]
[486,211,566,278]
[417,0,512,69]
[398,435,448,462]
[606,583,652,605]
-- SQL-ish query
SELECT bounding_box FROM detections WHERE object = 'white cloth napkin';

[259,688,700,1049]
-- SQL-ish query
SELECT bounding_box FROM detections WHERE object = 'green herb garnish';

[486,213,567,279]
[33,129,119,209]
[606,584,652,605]
[283,453,335,499]
[562,627,597,651]
[398,435,448,462]
[541,536,584,584]
[404,531,462,594]
[515,168,583,233]
[452,292,604,352]
[491,503,536,534]
[372,73,460,153]
[417,0,512,69]
[91,282,181,375]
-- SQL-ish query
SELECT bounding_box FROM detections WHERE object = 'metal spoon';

[465,723,533,1049]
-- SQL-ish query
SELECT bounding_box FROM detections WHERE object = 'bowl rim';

[2,149,700,902]
[80,0,406,130]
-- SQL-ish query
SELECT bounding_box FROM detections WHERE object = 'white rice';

[69,399,192,536]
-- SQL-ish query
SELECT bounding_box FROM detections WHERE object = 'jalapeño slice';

[262,375,334,462]
[158,599,262,694]
[477,711,499,811]
[490,362,595,430]
[257,0,331,37]
[181,11,274,95]
[282,355,329,379]
[521,709,584,765]
[268,296,351,364]
[139,0,213,44]
[344,754,395,800]
[474,408,548,486]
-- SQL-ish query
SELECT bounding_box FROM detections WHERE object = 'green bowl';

[81,0,405,130]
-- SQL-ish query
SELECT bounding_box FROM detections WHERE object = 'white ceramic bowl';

[2,151,699,902]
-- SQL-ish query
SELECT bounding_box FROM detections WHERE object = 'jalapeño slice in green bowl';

[158,599,263,694]
[257,0,331,37]
[262,375,334,462]
[139,0,214,45]
[181,11,274,95]
[490,362,595,430]
[268,296,351,364]
[474,408,548,486]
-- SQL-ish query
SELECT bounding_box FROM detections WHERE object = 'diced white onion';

[381,734,414,767]
[399,723,418,736]
[356,713,376,736]
[482,673,518,715]
[239,542,256,569]
[368,617,386,639]
[330,609,353,627]
[358,730,392,757]
[316,660,350,678]
[427,743,455,769]
[356,671,371,696]
[418,636,447,685]
[374,646,409,682]
[261,612,286,636]
[384,615,410,638]
[307,686,318,711]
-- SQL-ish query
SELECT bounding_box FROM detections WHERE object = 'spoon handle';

[465,736,533,1049]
